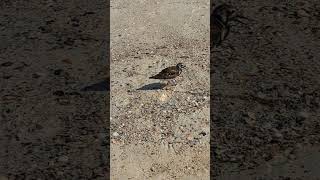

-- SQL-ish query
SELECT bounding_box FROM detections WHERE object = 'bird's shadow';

[137,82,166,90]
[80,80,109,92]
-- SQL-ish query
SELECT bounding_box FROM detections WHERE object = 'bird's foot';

[168,79,177,86]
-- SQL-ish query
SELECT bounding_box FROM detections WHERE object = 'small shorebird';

[211,4,248,47]
[211,4,234,47]
[211,4,235,24]
[149,63,186,87]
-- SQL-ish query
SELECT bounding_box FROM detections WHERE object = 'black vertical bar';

[0,0,110,179]
[211,1,320,179]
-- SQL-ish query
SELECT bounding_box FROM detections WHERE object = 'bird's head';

[176,63,186,70]
[212,4,235,23]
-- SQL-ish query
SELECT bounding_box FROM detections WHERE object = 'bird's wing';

[159,67,177,76]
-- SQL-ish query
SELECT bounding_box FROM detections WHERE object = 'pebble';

[187,134,193,141]
[199,131,206,136]
[111,139,117,144]
[112,132,119,137]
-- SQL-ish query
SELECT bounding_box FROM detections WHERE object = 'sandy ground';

[110,0,210,179]
[1,0,109,179]
[211,0,320,179]
[2,0,320,179]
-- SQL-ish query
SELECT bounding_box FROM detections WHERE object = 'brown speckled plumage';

[149,63,186,80]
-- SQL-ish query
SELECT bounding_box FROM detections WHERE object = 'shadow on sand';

[81,80,109,92]
[137,82,165,90]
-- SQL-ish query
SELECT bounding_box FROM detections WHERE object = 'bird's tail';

[149,74,159,79]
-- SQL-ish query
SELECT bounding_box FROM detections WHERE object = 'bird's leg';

[159,80,167,89]
[173,79,177,86]
[166,79,177,86]
[221,24,230,41]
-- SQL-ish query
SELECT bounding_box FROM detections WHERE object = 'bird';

[211,4,249,47]
[211,4,235,47]
[149,63,186,87]
[211,15,230,47]
[211,4,235,25]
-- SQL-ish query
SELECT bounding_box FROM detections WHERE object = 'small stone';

[111,139,118,144]
[194,102,199,107]
[187,134,193,141]
[199,131,206,136]
[150,167,155,172]
[112,132,119,137]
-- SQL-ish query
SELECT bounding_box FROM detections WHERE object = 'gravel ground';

[110,0,210,179]
[211,0,320,179]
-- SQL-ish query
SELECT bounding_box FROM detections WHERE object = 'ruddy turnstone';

[211,4,248,47]
[211,4,235,47]
[149,63,186,86]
